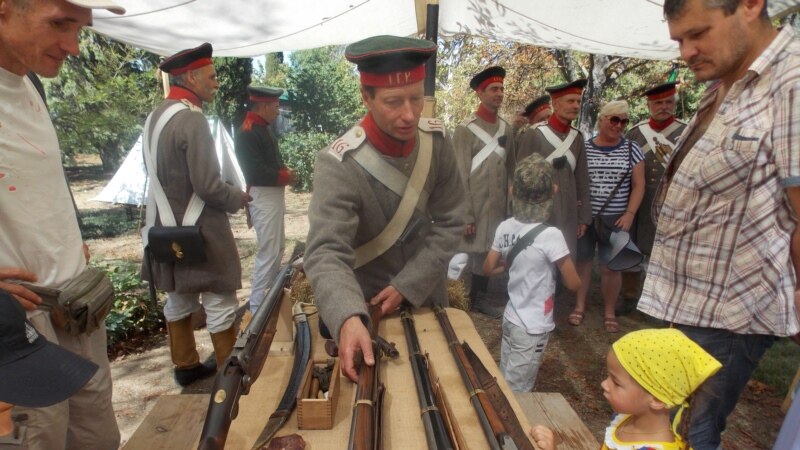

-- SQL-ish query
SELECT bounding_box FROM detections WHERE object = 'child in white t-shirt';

[484,154,581,392]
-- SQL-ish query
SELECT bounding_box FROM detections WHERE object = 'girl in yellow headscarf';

[528,328,722,450]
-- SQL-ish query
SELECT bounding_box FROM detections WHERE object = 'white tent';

[92,118,244,206]
[91,0,800,60]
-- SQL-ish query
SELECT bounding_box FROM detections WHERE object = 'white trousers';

[14,309,120,450]
[164,291,237,333]
[248,186,286,313]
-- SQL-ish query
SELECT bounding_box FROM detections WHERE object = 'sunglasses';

[608,116,630,127]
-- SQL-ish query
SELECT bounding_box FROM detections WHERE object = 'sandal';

[568,310,584,326]
[604,317,620,333]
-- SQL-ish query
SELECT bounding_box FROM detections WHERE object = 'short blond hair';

[599,100,629,118]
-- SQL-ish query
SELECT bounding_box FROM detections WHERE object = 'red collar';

[475,103,498,124]
[242,111,268,132]
[166,86,202,108]
[649,116,675,133]
[548,115,571,134]
[360,113,416,157]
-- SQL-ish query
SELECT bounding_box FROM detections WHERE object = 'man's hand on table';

[338,316,375,382]
[369,285,404,317]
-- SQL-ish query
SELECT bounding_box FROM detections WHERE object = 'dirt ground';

[68,158,788,449]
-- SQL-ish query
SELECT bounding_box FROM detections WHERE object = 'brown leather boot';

[210,325,237,367]
[167,316,215,386]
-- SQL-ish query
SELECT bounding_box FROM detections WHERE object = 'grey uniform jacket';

[452,114,516,253]
[304,119,466,342]
[625,119,687,255]
[515,123,591,257]
[142,100,244,293]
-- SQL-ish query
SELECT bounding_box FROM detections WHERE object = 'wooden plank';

[122,394,207,450]
[514,392,599,450]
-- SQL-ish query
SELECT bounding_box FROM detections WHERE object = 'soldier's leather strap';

[353,131,433,269]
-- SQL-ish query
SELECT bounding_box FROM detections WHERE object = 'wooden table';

[124,307,595,449]
[514,392,599,450]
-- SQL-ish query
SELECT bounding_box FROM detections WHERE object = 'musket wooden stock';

[197,262,294,450]
[433,306,526,450]
[348,305,385,450]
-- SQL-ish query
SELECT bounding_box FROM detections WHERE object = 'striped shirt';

[639,26,800,336]
[584,138,644,216]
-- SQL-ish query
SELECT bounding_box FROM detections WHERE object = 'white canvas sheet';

[93,118,244,206]
[90,0,799,60]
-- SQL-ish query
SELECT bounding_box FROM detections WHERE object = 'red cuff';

[277,168,293,186]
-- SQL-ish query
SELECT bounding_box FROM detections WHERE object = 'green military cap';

[160,42,213,75]
[247,85,284,103]
[524,95,551,117]
[545,78,588,99]
[644,82,678,100]
[345,35,436,87]
[470,66,506,91]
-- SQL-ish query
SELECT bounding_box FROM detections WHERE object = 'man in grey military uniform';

[143,43,250,386]
[617,82,687,316]
[304,36,465,381]
[451,66,516,316]
[515,80,592,262]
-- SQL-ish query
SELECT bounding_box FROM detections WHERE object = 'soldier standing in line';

[451,66,516,317]
[617,82,687,316]
[515,80,592,327]
[514,94,552,148]
[235,85,296,314]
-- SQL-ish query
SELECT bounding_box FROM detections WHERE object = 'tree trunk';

[579,54,611,138]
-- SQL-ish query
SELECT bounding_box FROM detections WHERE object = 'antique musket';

[348,305,387,450]
[400,308,454,450]
[433,306,532,450]
[249,302,312,449]
[197,260,296,450]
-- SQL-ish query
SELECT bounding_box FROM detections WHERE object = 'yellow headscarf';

[612,328,722,408]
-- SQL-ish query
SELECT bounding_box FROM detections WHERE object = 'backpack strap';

[507,223,549,268]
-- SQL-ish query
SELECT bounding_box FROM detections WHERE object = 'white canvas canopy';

[93,118,244,206]
[91,0,799,60]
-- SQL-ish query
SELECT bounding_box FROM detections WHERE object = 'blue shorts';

[577,214,622,264]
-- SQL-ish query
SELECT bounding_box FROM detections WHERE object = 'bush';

[280,130,335,192]
[101,260,163,350]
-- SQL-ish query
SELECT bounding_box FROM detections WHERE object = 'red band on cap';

[476,76,504,91]
[646,88,677,101]
[249,95,279,104]
[360,65,425,87]
[531,104,551,117]
[169,57,213,76]
[550,87,583,100]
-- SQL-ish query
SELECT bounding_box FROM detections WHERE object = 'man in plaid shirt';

[638,0,800,448]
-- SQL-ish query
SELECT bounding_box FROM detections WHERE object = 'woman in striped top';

[570,100,644,333]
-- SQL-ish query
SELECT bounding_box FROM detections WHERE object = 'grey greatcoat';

[625,119,687,255]
[515,123,591,256]
[143,100,244,293]
[452,114,516,253]
[304,119,466,342]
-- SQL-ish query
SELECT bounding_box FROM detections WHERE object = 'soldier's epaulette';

[179,99,202,113]
[327,125,367,162]
[418,118,446,136]
[458,113,478,128]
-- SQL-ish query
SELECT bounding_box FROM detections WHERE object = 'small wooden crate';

[296,358,340,429]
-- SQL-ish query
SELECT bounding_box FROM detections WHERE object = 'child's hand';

[529,425,556,450]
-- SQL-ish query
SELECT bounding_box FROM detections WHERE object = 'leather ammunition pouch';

[147,226,207,263]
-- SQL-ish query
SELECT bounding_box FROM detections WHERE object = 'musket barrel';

[400,309,454,450]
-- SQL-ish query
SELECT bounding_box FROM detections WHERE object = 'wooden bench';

[515,392,599,450]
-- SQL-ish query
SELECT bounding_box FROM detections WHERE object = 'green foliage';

[280,131,335,192]
[287,47,365,135]
[46,31,160,172]
[752,339,800,397]
[210,57,253,131]
[102,260,163,350]
[260,52,289,88]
